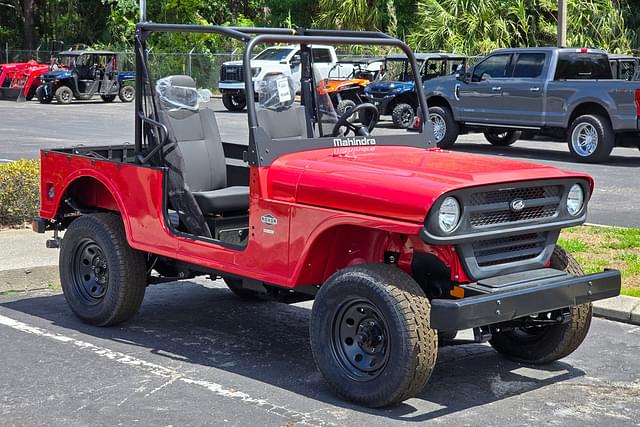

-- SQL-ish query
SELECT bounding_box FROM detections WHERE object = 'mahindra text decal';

[332,136,377,147]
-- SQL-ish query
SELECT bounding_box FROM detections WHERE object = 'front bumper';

[364,94,393,114]
[430,268,621,331]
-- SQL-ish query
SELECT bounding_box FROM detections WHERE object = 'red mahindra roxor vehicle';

[33,23,621,408]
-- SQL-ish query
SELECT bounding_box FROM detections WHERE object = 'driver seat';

[160,75,249,215]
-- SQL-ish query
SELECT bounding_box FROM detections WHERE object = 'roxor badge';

[261,214,278,226]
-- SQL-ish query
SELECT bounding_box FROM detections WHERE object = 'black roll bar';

[133,22,433,164]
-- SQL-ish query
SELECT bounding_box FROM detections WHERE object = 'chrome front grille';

[220,65,244,82]
[472,233,547,267]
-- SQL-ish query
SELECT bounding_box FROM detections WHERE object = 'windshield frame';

[134,23,435,167]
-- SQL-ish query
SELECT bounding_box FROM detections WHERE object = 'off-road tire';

[484,130,521,146]
[567,114,614,163]
[36,86,52,104]
[223,277,264,301]
[489,245,592,364]
[60,213,147,326]
[310,264,437,407]
[55,85,73,104]
[222,93,246,111]
[428,106,460,148]
[101,95,116,103]
[391,103,415,129]
[336,99,357,116]
[118,85,135,103]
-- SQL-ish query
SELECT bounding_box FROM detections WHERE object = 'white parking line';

[0,314,333,426]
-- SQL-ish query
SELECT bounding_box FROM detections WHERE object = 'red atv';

[34,23,620,408]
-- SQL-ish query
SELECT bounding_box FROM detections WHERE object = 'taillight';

[579,48,589,53]
[636,89,640,117]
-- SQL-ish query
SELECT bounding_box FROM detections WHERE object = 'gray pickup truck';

[423,48,640,162]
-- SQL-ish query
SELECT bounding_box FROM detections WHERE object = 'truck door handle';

[529,87,541,92]
[491,86,502,92]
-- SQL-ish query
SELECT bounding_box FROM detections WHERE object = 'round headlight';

[567,184,585,216]
[438,197,460,233]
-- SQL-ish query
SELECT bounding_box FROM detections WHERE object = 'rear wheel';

[484,130,521,146]
[428,106,459,148]
[55,85,73,104]
[101,95,116,103]
[489,245,592,364]
[391,103,415,129]
[568,114,614,163]
[310,264,437,407]
[222,93,246,111]
[336,99,357,116]
[118,85,135,103]
[60,214,147,326]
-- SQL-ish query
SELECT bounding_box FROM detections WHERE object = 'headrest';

[257,73,296,111]
[156,75,200,111]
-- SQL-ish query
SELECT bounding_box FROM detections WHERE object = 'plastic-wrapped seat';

[157,75,249,216]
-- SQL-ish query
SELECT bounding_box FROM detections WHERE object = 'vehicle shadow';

[1,281,585,422]
[451,141,640,167]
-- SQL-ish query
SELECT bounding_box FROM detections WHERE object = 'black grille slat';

[468,185,562,228]
[472,233,547,267]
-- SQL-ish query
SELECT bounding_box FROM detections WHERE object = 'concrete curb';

[593,295,640,325]
[0,265,59,294]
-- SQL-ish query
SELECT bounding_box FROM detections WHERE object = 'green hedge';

[0,160,40,227]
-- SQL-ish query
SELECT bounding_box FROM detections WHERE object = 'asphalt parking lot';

[1,279,639,426]
[0,98,638,226]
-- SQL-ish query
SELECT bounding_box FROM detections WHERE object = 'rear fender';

[45,170,130,239]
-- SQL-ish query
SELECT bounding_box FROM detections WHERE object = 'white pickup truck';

[218,45,338,111]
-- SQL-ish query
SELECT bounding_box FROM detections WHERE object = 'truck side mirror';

[456,70,472,83]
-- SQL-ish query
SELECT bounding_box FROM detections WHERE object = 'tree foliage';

[1,0,639,53]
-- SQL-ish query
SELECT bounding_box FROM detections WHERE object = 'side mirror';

[456,70,471,83]
[290,54,301,68]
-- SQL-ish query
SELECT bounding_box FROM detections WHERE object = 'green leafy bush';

[0,160,40,227]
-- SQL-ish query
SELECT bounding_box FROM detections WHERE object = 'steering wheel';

[332,103,379,137]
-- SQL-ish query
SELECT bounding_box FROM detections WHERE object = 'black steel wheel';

[60,213,146,326]
[489,245,593,364]
[310,264,437,407]
[331,299,390,380]
[118,85,135,103]
[222,93,246,111]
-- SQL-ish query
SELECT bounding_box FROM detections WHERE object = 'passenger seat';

[158,75,249,215]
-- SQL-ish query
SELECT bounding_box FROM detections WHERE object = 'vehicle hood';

[267,146,591,223]
[42,70,72,80]
[364,80,414,95]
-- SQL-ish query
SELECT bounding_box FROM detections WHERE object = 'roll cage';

[133,23,435,166]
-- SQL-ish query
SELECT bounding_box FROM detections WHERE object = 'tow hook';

[46,227,61,249]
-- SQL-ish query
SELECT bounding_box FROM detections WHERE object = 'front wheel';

[55,85,73,104]
[568,114,614,163]
[391,103,415,129]
[222,93,246,111]
[484,130,521,146]
[310,264,437,407]
[36,85,53,104]
[118,85,135,103]
[60,214,147,326]
[489,246,592,364]
[428,106,460,148]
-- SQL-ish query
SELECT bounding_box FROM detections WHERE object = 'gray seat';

[257,106,308,139]
[160,75,249,214]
